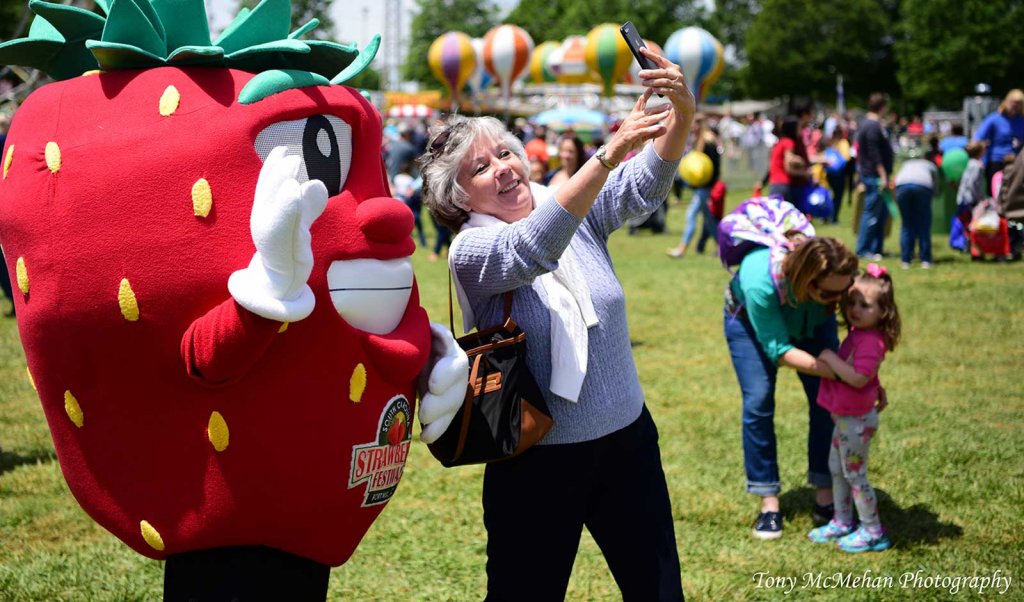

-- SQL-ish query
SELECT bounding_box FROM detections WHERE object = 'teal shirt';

[731,248,831,363]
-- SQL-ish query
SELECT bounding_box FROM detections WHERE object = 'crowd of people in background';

[377,85,1023,269]
[371,72,1023,575]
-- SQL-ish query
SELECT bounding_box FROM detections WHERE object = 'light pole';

[383,0,402,91]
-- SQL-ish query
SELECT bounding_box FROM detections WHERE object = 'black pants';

[482,406,683,602]
[163,546,330,602]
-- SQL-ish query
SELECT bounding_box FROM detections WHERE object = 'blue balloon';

[824,148,847,175]
[798,184,834,219]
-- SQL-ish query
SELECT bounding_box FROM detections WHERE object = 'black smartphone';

[620,21,657,71]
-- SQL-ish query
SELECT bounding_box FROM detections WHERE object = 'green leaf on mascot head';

[100,0,168,62]
[288,19,321,40]
[0,38,63,76]
[29,1,105,41]
[232,39,360,78]
[331,35,380,85]
[239,69,331,105]
[238,36,379,103]
[225,38,310,61]
[86,39,166,70]
[0,0,380,95]
[151,0,212,50]
[213,7,250,46]
[0,3,104,79]
[167,45,225,65]
[214,0,291,55]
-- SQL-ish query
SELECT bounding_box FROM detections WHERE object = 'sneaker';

[837,526,892,553]
[900,262,911,270]
[920,261,933,269]
[752,511,783,540]
[808,519,855,543]
[812,502,834,524]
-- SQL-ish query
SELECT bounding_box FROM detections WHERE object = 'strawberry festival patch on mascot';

[0,0,467,597]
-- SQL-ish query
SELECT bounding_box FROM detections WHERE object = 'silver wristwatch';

[594,145,619,170]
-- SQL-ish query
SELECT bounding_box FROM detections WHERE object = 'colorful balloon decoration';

[623,40,663,84]
[551,36,591,84]
[585,24,633,97]
[678,151,713,187]
[530,41,559,84]
[428,31,476,110]
[483,24,534,103]
[663,27,724,102]
[467,37,493,98]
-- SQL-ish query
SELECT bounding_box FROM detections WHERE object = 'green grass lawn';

[1,188,1022,601]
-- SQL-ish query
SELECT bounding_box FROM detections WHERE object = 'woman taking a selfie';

[419,47,693,601]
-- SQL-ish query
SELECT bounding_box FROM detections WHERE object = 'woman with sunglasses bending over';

[418,47,693,601]
[724,233,859,540]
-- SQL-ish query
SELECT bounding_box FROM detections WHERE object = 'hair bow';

[865,263,888,278]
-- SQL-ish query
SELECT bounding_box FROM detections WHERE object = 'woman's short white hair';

[418,115,529,231]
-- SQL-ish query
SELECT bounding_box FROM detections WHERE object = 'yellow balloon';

[678,152,713,187]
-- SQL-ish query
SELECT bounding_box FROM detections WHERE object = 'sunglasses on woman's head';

[428,122,465,156]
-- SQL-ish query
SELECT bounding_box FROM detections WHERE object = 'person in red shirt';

[768,116,810,207]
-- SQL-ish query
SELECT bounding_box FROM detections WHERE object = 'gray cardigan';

[451,144,679,444]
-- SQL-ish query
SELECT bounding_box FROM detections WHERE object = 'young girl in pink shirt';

[809,263,902,552]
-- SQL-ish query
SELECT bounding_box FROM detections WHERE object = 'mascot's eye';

[254,115,353,196]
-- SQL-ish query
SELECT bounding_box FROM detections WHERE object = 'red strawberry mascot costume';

[0,0,467,597]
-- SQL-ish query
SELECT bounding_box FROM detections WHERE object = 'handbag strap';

[451,353,484,463]
[448,269,513,335]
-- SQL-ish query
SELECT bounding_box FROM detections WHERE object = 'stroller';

[967,199,1011,261]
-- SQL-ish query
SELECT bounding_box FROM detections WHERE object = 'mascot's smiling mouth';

[327,257,414,335]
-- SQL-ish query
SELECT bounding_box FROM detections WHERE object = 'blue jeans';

[855,177,889,257]
[724,309,838,496]
[680,187,717,250]
[896,184,933,263]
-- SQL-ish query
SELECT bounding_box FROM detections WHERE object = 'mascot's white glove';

[229,146,329,322]
[418,322,469,444]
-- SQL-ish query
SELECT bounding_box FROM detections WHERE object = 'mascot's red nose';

[356,197,415,244]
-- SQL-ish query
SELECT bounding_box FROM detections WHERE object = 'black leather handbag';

[427,282,553,468]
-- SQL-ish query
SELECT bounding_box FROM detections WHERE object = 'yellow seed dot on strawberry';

[159,86,181,117]
[192,178,212,217]
[208,411,229,452]
[277,321,288,333]
[118,278,139,321]
[15,257,28,295]
[140,520,165,551]
[3,145,13,179]
[350,363,367,403]
[44,141,61,173]
[64,390,84,428]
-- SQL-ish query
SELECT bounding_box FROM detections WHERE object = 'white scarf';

[448,183,599,402]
